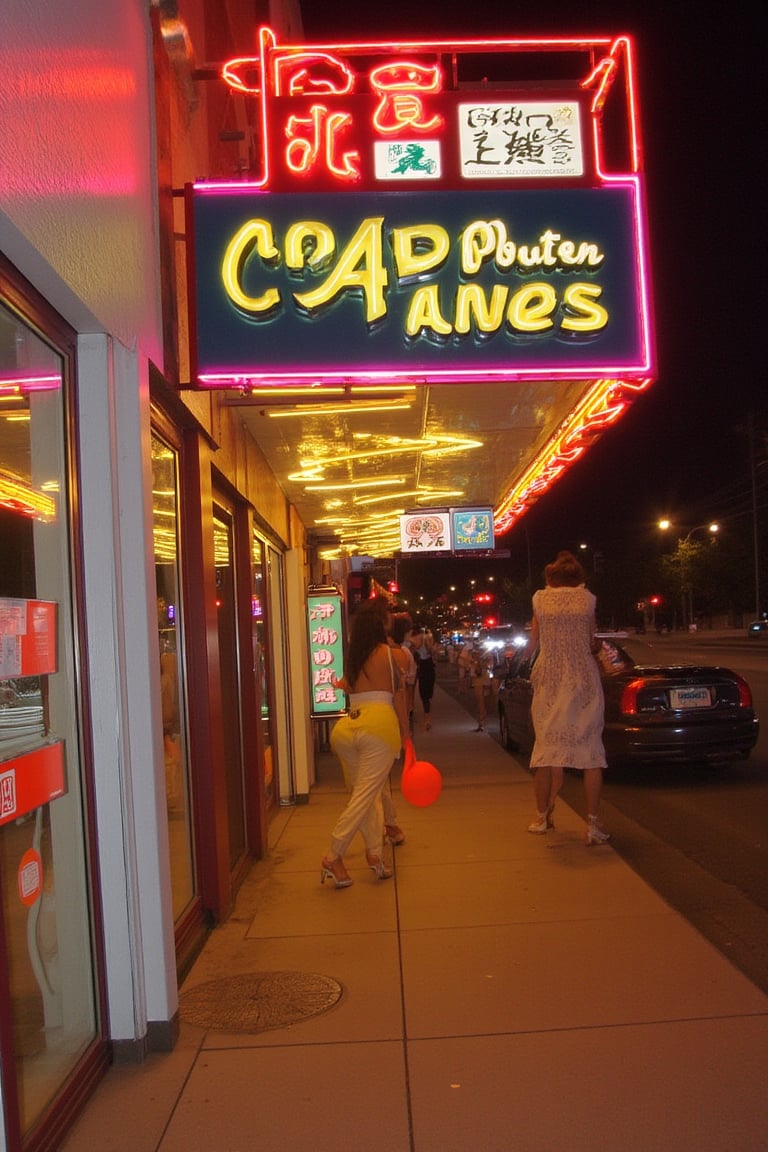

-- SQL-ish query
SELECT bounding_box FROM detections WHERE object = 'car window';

[596,641,633,675]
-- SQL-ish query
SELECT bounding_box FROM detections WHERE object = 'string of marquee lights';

[493,377,653,534]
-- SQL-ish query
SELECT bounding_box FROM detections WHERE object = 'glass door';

[0,298,99,1141]
[151,432,195,921]
[250,536,274,807]
[251,536,295,811]
[213,507,246,870]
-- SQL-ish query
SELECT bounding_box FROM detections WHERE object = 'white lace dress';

[529,585,606,770]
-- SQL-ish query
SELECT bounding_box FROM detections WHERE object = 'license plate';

[670,686,711,709]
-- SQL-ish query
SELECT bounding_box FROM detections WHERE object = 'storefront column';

[111,340,178,1047]
[78,334,176,1052]
[285,547,314,801]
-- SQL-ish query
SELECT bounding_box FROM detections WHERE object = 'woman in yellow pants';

[323,598,409,888]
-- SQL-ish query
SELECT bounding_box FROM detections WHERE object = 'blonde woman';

[527,551,609,845]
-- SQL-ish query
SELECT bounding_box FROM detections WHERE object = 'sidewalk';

[61,682,768,1152]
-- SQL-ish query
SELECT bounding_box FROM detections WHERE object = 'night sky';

[301,1,764,596]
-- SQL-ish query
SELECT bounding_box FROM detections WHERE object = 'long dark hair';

[346,597,390,685]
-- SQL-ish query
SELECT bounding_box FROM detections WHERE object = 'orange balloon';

[401,758,443,807]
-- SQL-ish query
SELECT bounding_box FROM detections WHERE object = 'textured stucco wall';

[0,0,162,361]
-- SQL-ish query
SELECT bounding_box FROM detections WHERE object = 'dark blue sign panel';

[188,184,651,385]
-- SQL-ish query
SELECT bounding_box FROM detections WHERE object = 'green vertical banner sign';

[307,585,347,718]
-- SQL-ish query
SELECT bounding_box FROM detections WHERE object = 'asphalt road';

[436,635,768,995]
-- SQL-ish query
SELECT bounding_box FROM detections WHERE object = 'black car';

[497,639,759,766]
[748,620,768,638]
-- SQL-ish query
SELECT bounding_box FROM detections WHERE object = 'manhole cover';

[179,971,343,1033]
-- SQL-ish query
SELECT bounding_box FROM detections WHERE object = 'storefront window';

[151,433,195,920]
[0,301,98,1135]
[251,536,274,805]
[253,538,295,808]
[214,507,246,868]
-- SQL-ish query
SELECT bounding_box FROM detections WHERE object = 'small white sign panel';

[459,101,583,178]
[399,512,452,553]
[374,140,442,180]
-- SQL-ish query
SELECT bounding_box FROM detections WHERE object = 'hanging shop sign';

[398,506,495,554]
[186,29,654,390]
[306,586,347,718]
[218,28,596,194]
[188,184,650,387]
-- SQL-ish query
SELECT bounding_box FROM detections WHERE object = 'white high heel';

[527,804,555,834]
[320,857,353,888]
[366,854,393,880]
[585,816,610,845]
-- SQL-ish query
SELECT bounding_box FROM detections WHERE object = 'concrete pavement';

[60,677,768,1151]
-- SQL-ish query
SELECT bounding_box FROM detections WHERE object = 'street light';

[658,521,719,629]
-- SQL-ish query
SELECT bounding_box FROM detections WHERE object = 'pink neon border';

[193,175,654,387]
[191,30,654,387]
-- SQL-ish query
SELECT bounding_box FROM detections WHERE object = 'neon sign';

[215,27,612,193]
[188,27,654,538]
[189,185,649,387]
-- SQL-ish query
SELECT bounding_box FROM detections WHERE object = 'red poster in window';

[0,599,57,678]
[0,741,66,827]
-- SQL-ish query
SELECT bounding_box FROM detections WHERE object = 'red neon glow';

[223,51,356,97]
[584,38,641,173]
[369,62,444,135]
[221,56,262,94]
[0,375,61,394]
[217,28,643,189]
[285,106,360,180]
[275,52,355,96]
[492,376,653,534]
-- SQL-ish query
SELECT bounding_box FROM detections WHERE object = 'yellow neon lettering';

[539,230,562,266]
[506,283,557,332]
[461,221,498,275]
[454,284,509,335]
[284,221,336,273]
[573,242,604,266]
[561,283,608,331]
[222,220,280,315]
[405,285,452,337]
[391,225,449,282]
[490,220,517,269]
[293,217,388,323]
[516,244,544,269]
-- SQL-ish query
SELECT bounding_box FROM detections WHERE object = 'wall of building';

[0,0,313,1061]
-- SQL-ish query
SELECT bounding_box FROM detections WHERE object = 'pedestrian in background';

[383,612,416,846]
[391,614,417,728]
[456,641,474,693]
[526,550,610,845]
[408,625,436,730]
[470,646,494,731]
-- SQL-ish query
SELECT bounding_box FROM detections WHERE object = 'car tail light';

[732,672,753,708]
[620,678,646,715]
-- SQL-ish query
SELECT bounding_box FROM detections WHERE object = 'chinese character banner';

[307,591,347,717]
[190,184,649,385]
[266,93,590,193]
